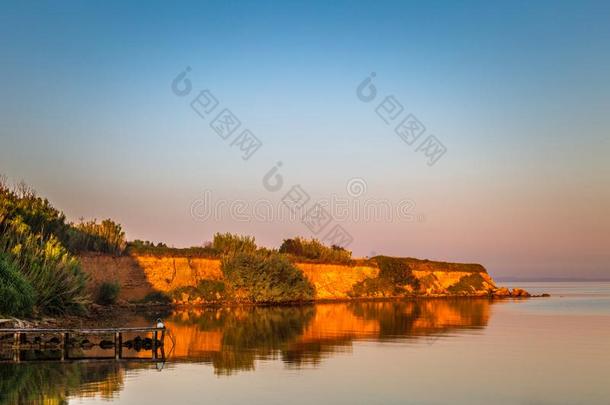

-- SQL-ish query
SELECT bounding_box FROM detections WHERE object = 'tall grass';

[0,253,35,317]
[213,232,257,256]
[65,218,127,255]
[0,179,89,315]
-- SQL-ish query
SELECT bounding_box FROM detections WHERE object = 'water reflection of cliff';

[166,299,491,374]
[0,300,492,402]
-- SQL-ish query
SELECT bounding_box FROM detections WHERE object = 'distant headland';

[0,178,531,322]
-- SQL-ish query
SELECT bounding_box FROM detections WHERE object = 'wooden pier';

[0,324,167,363]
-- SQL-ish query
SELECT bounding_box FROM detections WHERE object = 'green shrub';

[0,253,35,317]
[350,256,420,297]
[140,291,172,304]
[126,240,218,258]
[279,237,352,263]
[222,252,314,303]
[375,256,419,289]
[0,216,88,314]
[0,180,67,243]
[213,233,257,256]
[96,282,120,305]
[0,180,89,314]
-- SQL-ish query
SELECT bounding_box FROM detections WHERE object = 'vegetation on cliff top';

[125,240,218,258]
[400,257,487,273]
[279,237,352,264]
[125,232,257,258]
[125,235,355,266]
[222,251,315,303]
[66,219,127,256]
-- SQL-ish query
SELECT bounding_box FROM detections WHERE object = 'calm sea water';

[2,282,610,405]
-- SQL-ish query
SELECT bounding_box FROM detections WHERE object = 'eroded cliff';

[80,253,519,302]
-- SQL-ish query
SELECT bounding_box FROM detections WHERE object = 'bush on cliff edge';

[221,252,314,303]
[213,233,257,256]
[447,273,486,294]
[350,256,420,297]
[279,237,352,264]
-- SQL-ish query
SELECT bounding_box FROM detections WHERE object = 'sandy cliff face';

[80,253,503,302]
[413,270,497,294]
[80,254,221,301]
[296,263,379,299]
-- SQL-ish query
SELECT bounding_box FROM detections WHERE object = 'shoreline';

[2,293,549,329]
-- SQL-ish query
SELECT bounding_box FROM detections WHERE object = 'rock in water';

[511,288,530,297]
[493,287,511,297]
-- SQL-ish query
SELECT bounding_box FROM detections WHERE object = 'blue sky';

[1,0,609,278]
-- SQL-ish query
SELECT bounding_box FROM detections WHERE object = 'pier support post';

[63,332,69,361]
[152,330,158,360]
[13,332,21,363]
[61,333,65,361]
[115,332,120,360]
[119,332,123,359]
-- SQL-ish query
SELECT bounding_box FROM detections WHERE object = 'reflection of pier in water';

[0,326,166,364]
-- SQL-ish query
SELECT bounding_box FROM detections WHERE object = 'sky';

[1,0,609,279]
